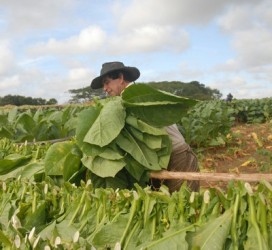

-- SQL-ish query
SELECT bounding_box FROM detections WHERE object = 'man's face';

[102,74,125,96]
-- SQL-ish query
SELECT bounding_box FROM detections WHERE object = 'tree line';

[0,95,58,106]
[0,81,223,106]
[68,81,222,103]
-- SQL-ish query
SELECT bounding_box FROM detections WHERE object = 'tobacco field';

[0,85,272,249]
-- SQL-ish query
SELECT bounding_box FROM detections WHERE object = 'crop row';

[0,92,271,249]
[1,97,272,147]
[0,178,271,249]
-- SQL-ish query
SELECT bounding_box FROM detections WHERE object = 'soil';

[198,122,272,187]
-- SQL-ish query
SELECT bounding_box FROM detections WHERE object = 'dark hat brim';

[91,66,140,89]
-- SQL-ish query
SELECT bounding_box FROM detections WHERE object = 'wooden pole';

[149,170,272,182]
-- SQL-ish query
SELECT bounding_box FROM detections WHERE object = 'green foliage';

[0,180,271,249]
[68,86,105,103]
[0,95,57,106]
[0,96,271,186]
[44,141,82,181]
[83,97,126,147]
[68,81,222,103]
[122,84,198,127]
[0,138,48,181]
[0,106,82,142]
[229,98,272,123]
[148,81,222,100]
[0,92,272,249]
[187,209,232,249]
[178,97,272,148]
[74,84,196,189]
[180,100,235,147]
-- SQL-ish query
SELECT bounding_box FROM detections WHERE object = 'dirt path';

[198,122,272,187]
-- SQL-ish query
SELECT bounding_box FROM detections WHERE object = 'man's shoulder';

[165,124,186,144]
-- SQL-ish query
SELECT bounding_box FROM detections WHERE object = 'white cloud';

[115,0,232,31]
[43,67,93,103]
[0,75,20,90]
[218,0,272,68]
[108,25,189,54]
[0,41,15,74]
[29,23,189,57]
[214,59,241,72]
[217,5,254,31]
[68,68,91,82]
[232,28,272,67]
[177,62,204,80]
[138,61,204,83]
[1,0,75,32]
[208,75,271,99]
[0,68,45,96]
[29,26,106,55]
[0,66,93,103]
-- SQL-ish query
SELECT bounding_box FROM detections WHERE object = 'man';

[91,61,199,192]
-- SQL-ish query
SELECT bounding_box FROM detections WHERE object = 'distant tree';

[34,98,46,105]
[226,93,233,102]
[46,98,58,105]
[68,80,223,103]
[68,86,105,103]
[148,81,222,100]
[0,95,58,106]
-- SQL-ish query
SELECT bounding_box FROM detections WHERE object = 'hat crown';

[91,61,140,89]
[101,61,125,75]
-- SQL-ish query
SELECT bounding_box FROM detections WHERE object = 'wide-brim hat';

[91,61,140,89]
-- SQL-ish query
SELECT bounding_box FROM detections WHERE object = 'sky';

[0,0,271,104]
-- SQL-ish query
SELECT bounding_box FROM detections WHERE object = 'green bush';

[180,100,235,147]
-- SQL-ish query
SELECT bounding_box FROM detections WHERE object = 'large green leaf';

[18,161,45,179]
[126,115,168,136]
[124,154,147,181]
[84,97,126,147]
[188,208,232,250]
[244,225,270,250]
[116,129,161,170]
[76,106,101,147]
[63,145,83,181]
[127,126,162,150]
[157,142,172,169]
[0,154,32,175]
[44,141,82,180]
[33,108,45,123]
[15,113,36,135]
[0,230,12,248]
[7,107,18,124]
[122,84,198,126]
[39,220,78,242]
[0,161,44,181]
[81,142,124,160]
[0,127,13,139]
[125,105,192,127]
[24,201,47,231]
[92,213,129,249]
[89,170,130,189]
[136,224,192,250]
[0,115,8,126]
[122,83,194,103]
[81,155,126,178]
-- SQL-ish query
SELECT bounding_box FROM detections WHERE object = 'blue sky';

[0,0,271,103]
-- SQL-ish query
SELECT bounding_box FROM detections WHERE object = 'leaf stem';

[120,198,139,247]
[247,193,265,249]
[230,193,239,250]
[69,190,86,225]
